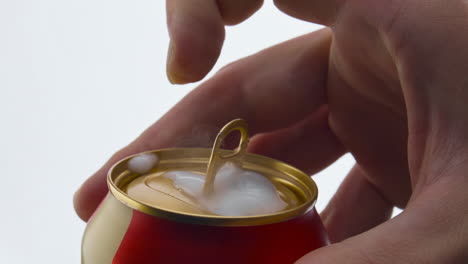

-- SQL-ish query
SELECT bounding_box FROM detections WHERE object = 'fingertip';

[166,41,178,84]
[166,1,225,84]
[166,35,224,85]
[73,189,86,221]
[166,41,206,84]
[74,192,94,222]
[166,64,194,85]
[73,172,109,222]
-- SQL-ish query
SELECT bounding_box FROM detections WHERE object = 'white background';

[0,1,355,263]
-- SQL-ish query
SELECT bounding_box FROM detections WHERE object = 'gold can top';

[107,120,318,226]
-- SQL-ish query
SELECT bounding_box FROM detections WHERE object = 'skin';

[75,0,468,263]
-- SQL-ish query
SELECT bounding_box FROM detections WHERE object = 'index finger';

[74,28,332,221]
[166,0,263,84]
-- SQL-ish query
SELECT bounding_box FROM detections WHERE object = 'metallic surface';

[204,118,249,194]
[83,119,327,263]
[112,207,328,264]
[82,196,328,263]
[81,194,132,264]
[109,147,318,226]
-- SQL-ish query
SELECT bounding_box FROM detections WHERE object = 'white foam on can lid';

[128,153,159,174]
[164,162,287,216]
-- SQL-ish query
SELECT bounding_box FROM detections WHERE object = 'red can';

[81,120,329,263]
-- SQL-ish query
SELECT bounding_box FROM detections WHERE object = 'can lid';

[108,120,318,226]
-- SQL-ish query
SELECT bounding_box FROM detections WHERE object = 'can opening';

[107,120,318,226]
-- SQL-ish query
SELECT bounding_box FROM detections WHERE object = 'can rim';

[108,148,318,227]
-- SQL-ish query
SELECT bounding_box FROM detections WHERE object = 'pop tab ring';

[203,119,249,195]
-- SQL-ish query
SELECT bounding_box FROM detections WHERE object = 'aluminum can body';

[82,194,328,264]
[82,148,330,263]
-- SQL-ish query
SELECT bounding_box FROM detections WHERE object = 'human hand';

[75,1,468,262]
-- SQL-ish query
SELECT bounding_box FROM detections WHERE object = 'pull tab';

[203,119,249,195]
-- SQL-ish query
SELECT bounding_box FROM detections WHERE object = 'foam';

[128,153,159,174]
[164,162,287,216]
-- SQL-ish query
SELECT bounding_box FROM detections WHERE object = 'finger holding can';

[82,119,331,263]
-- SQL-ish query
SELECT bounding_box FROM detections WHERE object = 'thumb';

[296,183,468,264]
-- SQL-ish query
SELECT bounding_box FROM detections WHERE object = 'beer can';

[81,120,329,264]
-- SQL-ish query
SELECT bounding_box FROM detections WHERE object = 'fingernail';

[166,41,175,83]
[166,41,193,84]
[166,41,186,84]
[167,71,189,85]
